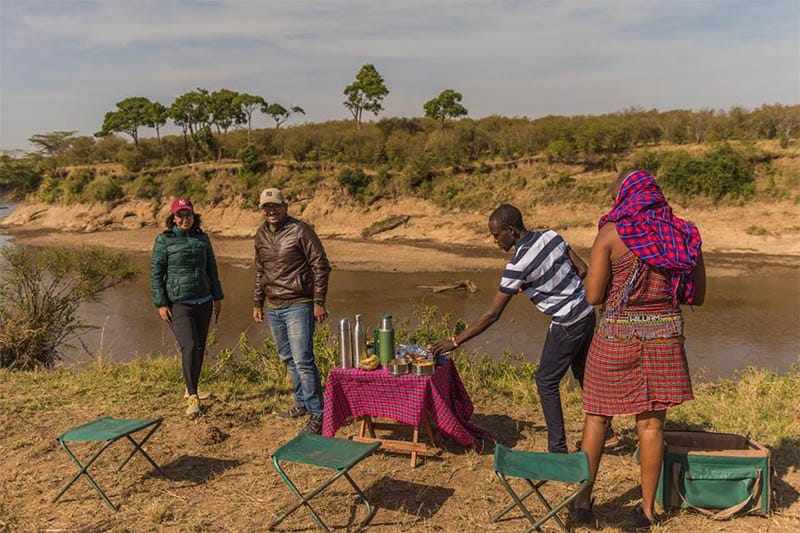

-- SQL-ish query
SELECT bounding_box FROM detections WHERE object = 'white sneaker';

[186,394,201,417]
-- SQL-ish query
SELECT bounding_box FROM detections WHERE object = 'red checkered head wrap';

[598,170,702,305]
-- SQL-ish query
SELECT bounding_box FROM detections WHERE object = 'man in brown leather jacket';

[252,188,331,434]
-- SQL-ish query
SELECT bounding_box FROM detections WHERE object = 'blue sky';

[1,0,798,151]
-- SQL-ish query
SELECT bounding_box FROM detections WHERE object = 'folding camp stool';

[493,445,590,532]
[270,432,381,532]
[52,416,163,510]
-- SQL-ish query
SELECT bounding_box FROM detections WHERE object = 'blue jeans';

[267,302,323,416]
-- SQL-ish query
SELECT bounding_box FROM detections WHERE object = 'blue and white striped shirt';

[498,230,593,325]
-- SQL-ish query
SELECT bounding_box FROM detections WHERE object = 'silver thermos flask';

[352,314,367,364]
[339,318,353,368]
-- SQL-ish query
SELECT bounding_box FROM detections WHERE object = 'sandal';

[633,504,660,531]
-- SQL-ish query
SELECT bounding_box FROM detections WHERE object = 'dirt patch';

[2,390,798,531]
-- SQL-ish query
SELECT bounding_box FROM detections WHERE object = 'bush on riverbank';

[0,246,137,370]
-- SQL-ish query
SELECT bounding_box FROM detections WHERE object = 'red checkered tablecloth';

[321,358,491,448]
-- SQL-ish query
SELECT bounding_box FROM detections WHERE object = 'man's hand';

[253,307,263,323]
[313,303,328,323]
[158,306,172,324]
[430,338,456,355]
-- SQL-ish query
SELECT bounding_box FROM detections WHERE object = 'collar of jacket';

[264,215,296,234]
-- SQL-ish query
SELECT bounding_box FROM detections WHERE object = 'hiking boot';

[186,394,201,417]
[303,414,323,434]
[277,405,308,419]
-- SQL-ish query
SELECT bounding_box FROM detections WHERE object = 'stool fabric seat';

[493,445,590,533]
[52,416,163,510]
[270,433,380,532]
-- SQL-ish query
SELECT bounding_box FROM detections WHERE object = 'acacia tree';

[343,64,389,128]
[235,93,266,137]
[262,103,306,129]
[169,89,213,162]
[28,131,78,156]
[208,89,246,158]
[96,96,153,145]
[145,101,169,147]
[423,89,468,127]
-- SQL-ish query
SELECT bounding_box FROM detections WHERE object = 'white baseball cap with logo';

[259,188,286,207]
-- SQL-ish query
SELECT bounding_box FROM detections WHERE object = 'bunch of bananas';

[359,354,379,371]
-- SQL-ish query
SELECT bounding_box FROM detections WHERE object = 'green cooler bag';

[657,430,772,519]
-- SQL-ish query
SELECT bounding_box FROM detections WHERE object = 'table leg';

[411,425,420,468]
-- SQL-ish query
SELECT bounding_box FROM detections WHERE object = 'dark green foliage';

[659,145,755,199]
[337,167,371,198]
[63,169,96,200]
[0,156,43,198]
[86,176,124,202]
[0,246,137,370]
[128,174,159,199]
[237,143,262,174]
[161,171,208,201]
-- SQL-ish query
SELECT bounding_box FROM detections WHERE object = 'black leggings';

[169,300,213,396]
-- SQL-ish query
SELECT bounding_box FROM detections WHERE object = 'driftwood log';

[417,280,479,294]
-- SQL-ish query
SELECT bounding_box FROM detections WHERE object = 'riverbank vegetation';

[1,304,798,531]
[0,246,136,370]
[2,103,798,212]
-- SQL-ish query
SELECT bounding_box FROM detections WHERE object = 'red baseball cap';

[170,198,194,214]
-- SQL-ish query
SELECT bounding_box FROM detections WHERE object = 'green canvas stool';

[270,432,381,532]
[493,445,590,532]
[52,416,163,510]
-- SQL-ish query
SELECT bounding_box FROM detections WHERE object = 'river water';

[73,252,799,379]
[1,198,798,379]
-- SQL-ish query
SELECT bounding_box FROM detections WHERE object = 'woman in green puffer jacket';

[151,198,224,417]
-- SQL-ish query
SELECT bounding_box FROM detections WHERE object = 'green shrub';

[659,145,755,199]
[631,148,662,174]
[337,167,371,199]
[161,170,207,202]
[86,176,124,202]
[63,168,95,200]
[0,246,137,370]
[237,143,262,175]
[117,146,146,172]
[129,174,161,199]
[0,156,44,198]
[37,176,62,203]
[546,139,577,163]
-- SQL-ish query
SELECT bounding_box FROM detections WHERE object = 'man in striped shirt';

[432,204,608,453]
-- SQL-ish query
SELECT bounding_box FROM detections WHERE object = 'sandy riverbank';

[2,197,799,276]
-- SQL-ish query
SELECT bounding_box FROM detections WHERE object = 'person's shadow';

[470,413,542,451]
[149,455,242,486]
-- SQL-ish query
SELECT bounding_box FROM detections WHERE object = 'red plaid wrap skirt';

[582,335,693,416]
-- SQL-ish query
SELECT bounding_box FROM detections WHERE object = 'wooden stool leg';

[358,417,368,439]
[410,424,420,468]
[424,415,437,448]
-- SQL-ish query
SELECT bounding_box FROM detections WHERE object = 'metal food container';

[387,358,409,376]
[413,360,435,376]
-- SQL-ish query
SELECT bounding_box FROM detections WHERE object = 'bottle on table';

[353,314,367,364]
[339,318,353,368]
[376,314,395,367]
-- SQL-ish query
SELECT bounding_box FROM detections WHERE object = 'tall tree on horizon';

[423,89,468,128]
[262,103,306,129]
[28,131,78,156]
[96,96,153,146]
[235,93,266,138]
[343,64,389,129]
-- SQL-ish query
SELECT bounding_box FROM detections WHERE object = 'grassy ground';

[1,323,799,532]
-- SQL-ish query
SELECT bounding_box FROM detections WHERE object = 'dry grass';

[1,353,798,532]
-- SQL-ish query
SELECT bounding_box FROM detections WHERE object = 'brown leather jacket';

[253,216,331,309]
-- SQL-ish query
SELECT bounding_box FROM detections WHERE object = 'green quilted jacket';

[150,227,224,307]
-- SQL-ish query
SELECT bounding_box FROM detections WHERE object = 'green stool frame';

[270,432,381,532]
[493,445,590,532]
[52,416,163,510]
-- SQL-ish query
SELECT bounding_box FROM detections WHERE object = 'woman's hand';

[213,300,222,323]
[158,306,172,323]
